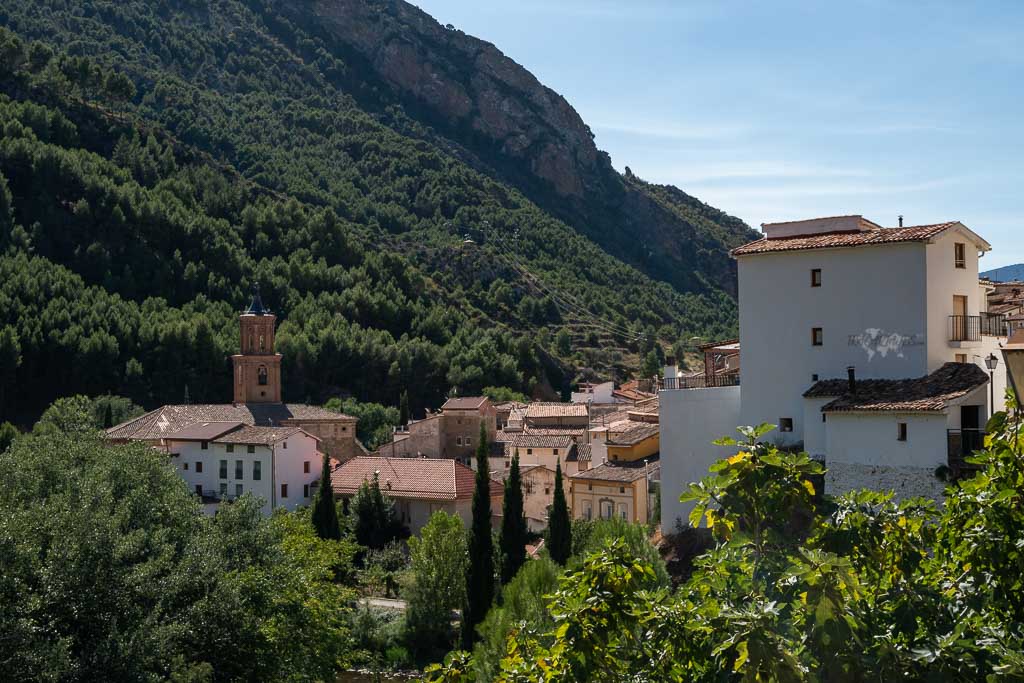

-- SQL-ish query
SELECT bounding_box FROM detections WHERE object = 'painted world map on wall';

[848,329,925,361]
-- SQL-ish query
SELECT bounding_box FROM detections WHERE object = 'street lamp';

[985,353,999,415]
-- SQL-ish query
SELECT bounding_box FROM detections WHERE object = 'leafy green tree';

[499,450,527,585]
[406,511,468,665]
[0,325,20,415]
[546,459,571,565]
[311,453,341,540]
[640,348,661,379]
[462,421,494,648]
[482,385,529,403]
[555,329,572,356]
[0,421,17,452]
[351,472,406,550]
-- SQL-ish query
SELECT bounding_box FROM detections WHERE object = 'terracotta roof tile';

[804,362,988,413]
[441,396,489,411]
[107,403,354,441]
[213,425,308,446]
[508,434,575,450]
[525,402,589,419]
[571,461,659,483]
[732,222,959,256]
[330,456,499,500]
[607,422,660,446]
[569,444,592,462]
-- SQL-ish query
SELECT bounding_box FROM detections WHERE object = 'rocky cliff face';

[296,0,757,295]
[309,0,609,199]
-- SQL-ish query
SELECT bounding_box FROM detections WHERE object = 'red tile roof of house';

[213,425,311,446]
[107,403,355,441]
[525,402,589,419]
[570,460,660,483]
[161,421,244,441]
[804,362,988,413]
[441,396,489,411]
[732,222,962,256]
[330,456,500,500]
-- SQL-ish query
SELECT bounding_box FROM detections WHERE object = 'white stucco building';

[661,216,1010,528]
[162,421,323,515]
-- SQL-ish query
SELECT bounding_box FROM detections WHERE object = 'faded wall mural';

[848,329,925,361]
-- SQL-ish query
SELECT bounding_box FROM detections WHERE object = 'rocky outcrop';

[309,0,607,199]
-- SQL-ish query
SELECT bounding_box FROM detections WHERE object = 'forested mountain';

[0,0,755,425]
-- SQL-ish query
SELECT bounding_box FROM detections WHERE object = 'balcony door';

[952,295,968,341]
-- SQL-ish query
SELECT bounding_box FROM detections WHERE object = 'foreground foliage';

[0,404,358,682]
[428,417,1024,681]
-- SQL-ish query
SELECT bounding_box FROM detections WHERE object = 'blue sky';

[413,1,1023,268]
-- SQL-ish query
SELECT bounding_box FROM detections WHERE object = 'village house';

[107,287,361,514]
[330,456,503,534]
[162,421,323,515]
[376,396,497,464]
[569,460,659,523]
[661,216,1012,527]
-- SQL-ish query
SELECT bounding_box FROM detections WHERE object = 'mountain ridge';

[983,263,1024,283]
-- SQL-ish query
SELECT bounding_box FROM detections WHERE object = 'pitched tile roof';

[213,425,308,446]
[522,426,587,438]
[804,362,988,413]
[107,403,354,441]
[732,222,960,256]
[607,422,660,446]
[508,434,575,450]
[568,444,592,462]
[441,396,489,411]
[571,460,659,483]
[525,402,589,419]
[162,421,244,441]
[330,456,500,500]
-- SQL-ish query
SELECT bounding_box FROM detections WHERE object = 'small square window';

[811,269,822,287]
[544,487,550,495]
[466,437,472,445]
[954,242,966,269]
[527,448,533,455]
[553,448,559,456]
[226,444,234,453]
[955,353,968,364]
[780,418,794,432]
[247,445,255,454]
[812,374,819,382]
[898,423,908,441]
[619,486,625,493]
[812,328,824,346]
[183,462,189,471]
[201,441,208,450]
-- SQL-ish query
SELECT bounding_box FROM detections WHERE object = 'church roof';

[107,403,355,442]
[244,282,269,315]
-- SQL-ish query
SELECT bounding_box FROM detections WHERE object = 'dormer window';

[954,242,966,269]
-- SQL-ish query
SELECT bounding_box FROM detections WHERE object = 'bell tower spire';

[231,281,282,403]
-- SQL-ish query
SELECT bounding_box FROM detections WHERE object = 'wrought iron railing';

[662,372,740,390]
[949,314,1008,341]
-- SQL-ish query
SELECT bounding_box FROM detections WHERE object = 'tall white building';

[661,216,1009,527]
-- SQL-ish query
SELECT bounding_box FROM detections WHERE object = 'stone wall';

[825,461,946,503]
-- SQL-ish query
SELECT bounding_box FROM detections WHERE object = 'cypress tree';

[547,459,571,565]
[499,449,527,584]
[102,402,114,429]
[462,420,494,648]
[399,390,410,427]
[311,453,341,540]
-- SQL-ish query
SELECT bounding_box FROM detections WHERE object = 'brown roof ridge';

[805,362,988,413]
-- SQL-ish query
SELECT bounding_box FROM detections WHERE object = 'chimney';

[847,366,857,394]
[898,215,904,227]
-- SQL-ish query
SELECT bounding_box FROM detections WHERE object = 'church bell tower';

[231,283,282,404]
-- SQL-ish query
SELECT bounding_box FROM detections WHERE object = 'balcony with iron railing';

[947,428,985,478]
[948,313,1008,342]
[662,372,740,390]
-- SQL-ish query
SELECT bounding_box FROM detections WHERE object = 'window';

[456,436,462,446]
[303,461,310,474]
[780,418,794,432]
[822,413,827,423]
[219,460,227,479]
[619,486,625,494]
[897,423,908,441]
[342,426,347,432]
[812,374,819,382]
[253,461,261,481]
[235,460,243,479]
[259,334,265,352]
[955,353,968,364]
[281,484,288,498]
[618,503,628,520]
[504,461,509,468]
[183,462,189,471]
[282,441,287,449]
[811,268,822,287]
[235,484,243,497]
[226,444,234,453]
[526,448,533,455]
[303,484,310,498]
[219,483,227,496]
[588,484,593,491]
[195,484,202,495]
[247,445,255,454]
[201,441,208,450]
[553,448,559,456]
[544,487,550,495]
[583,501,593,520]
[600,500,614,519]
[812,328,824,346]
[195,461,203,473]
[465,437,471,446]
[954,242,966,269]
[258,366,268,386]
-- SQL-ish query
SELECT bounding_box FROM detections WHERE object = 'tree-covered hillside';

[0,0,752,425]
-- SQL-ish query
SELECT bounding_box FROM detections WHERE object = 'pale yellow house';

[569,461,659,524]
